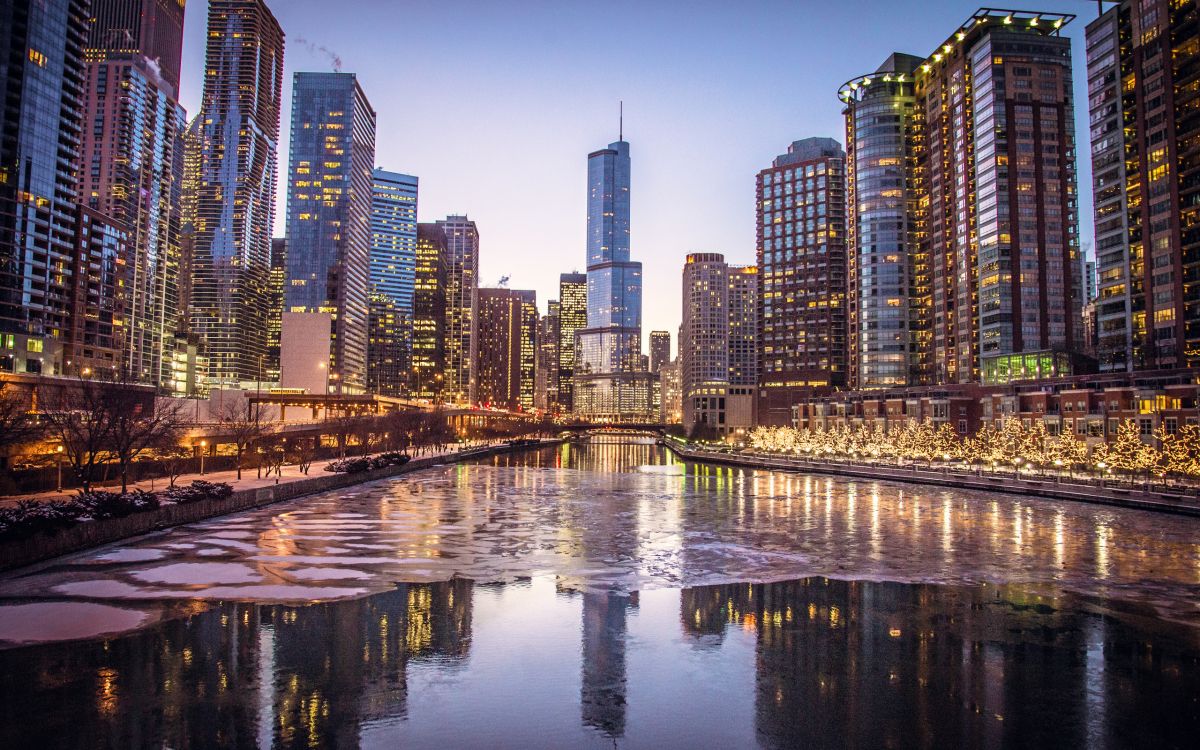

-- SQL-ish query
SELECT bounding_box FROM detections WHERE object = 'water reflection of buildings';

[0,581,472,749]
[680,578,1200,749]
[580,591,638,738]
[487,438,673,474]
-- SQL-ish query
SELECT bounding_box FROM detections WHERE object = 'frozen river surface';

[0,440,1198,747]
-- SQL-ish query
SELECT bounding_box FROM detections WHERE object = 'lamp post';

[199,439,207,476]
[55,445,64,492]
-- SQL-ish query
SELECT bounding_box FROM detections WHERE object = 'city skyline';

[173,0,1103,342]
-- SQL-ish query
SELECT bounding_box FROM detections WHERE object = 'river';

[0,439,1197,747]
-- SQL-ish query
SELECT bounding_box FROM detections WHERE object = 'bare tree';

[327,415,360,458]
[0,383,39,474]
[380,409,422,454]
[289,436,317,475]
[216,398,266,480]
[160,445,192,488]
[39,376,129,491]
[108,397,188,493]
[350,412,379,453]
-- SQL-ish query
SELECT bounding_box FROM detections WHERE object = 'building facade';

[471,288,537,411]
[64,206,130,376]
[1087,0,1199,372]
[841,54,929,391]
[437,215,479,404]
[575,137,653,420]
[756,138,848,425]
[284,72,376,393]
[535,301,560,411]
[557,271,587,413]
[366,292,404,397]
[411,223,448,400]
[189,0,284,385]
[835,9,1083,391]
[367,169,417,394]
[649,330,671,374]
[681,254,757,437]
[0,0,91,376]
[266,237,286,380]
[78,0,188,389]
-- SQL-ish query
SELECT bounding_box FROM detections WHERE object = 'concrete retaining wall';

[665,441,1200,517]
[0,441,558,572]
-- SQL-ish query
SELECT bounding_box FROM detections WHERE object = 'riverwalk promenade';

[665,439,1200,517]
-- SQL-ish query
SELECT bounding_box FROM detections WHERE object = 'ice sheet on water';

[0,461,1197,638]
[131,562,263,586]
[0,602,152,644]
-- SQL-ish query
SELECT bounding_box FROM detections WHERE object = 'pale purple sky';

[178,0,1099,349]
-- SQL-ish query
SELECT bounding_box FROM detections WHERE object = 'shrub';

[370,452,411,469]
[324,453,410,474]
[0,500,86,542]
[163,480,234,504]
[71,490,159,520]
[324,456,372,474]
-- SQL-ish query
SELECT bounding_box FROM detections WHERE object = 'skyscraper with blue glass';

[370,170,418,313]
[284,72,377,392]
[367,169,417,395]
[574,133,653,420]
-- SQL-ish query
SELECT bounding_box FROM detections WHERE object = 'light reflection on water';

[0,576,1197,748]
[0,441,1198,746]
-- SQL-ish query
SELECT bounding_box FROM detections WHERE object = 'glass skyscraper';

[369,170,418,316]
[0,0,91,376]
[284,72,377,392]
[575,136,653,420]
[556,272,587,412]
[78,0,188,389]
[190,0,284,385]
[367,169,417,395]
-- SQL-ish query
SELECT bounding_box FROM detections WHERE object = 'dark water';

[0,441,1198,748]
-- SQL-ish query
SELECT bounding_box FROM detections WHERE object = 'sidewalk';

[1,443,484,508]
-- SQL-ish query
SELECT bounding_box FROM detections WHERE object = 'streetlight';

[55,445,64,492]
[199,440,207,475]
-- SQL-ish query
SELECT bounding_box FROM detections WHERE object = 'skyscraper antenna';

[619,100,623,141]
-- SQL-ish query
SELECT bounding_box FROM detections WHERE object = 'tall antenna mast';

[619,100,623,141]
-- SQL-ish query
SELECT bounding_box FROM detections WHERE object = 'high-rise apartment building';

[64,207,130,375]
[78,0,188,388]
[0,0,91,376]
[177,115,202,341]
[681,254,757,437]
[659,358,682,425]
[284,72,376,392]
[190,0,284,385]
[575,135,653,420]
[471,288,537,411]
[266,237,286,380]
[841,54,929,391]
[557,272,587,412]
[649,330,671,374]
[369,171,418,311]
[367,169,417,394]
[412,223,448,400]
[535,301,560,411]
[755,138,847,425]
[438,215,479,404]
[367,292,404,397]
[837,9,1082,388]
[1087,0,1199,372]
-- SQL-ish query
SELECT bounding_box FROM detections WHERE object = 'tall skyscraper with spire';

[574,111,653,420]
